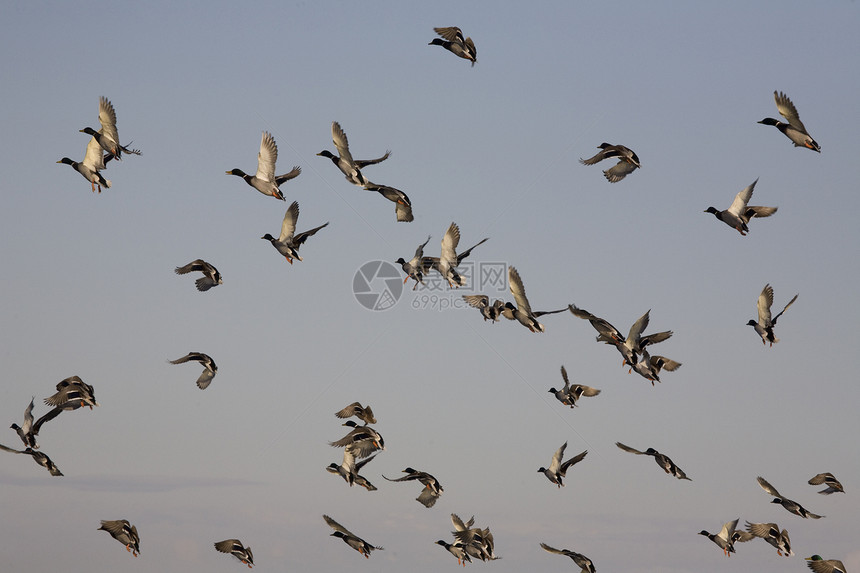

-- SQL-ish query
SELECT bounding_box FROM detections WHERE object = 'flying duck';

[226,131,300,200]
[806,555,847,573]
[539,542,596,572]
[704,178,777,235]
[747,284,797,346]
[168,352,218,389]
[362,180,414,222]
[538,442,588,487]
[0,443,64,476]
[334,402,377,425]
[326,448,377,490]
[504,266,566,332]
[580,143,641,182]
[214,539,254,568]
[323,515,383,559]
[462,294,505,322]
[261,201,328,264]
[744,521,793,556]
[757,476,824,518]
[10,397,39,449]
[57,136,112,193]
[174,259,222,292]
[79,97,141,161]
[630,351,682,385]
[329,421,385,458]
[430,222,488,288]
[436,539,472,566]
[616,442,691,480]
[98,519,140,557]
[759,91,820,152]
[808,472,844,495]
[383,467,443,508]
[396,236,431,289]
[551,366,601,408]
[569,305,672,367]
[317,121,390,187]
[698,518,744,556]
[429,27,477,66]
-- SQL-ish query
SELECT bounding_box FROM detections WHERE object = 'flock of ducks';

[31,22,847,572]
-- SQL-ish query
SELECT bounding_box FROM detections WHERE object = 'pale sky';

[1,2,858,572]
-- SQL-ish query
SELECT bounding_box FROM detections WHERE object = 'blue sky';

[1,2,858,571]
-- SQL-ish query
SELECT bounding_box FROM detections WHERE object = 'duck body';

[99,519,140,556]
[57,136,112,193]
[168,352,218,389]
[323,515,383,558]
[430,27,477,65]
[704,178,777,235]
[261,201,328,264]
[174,259,223,291]
[759,91,820,152]
[539,542,596,572]
[214,539,253,568]
[808,472,844,495]
[580,142,641,182]
[227,131,300,200]
[538,441,588,487]
[747,284,797,346]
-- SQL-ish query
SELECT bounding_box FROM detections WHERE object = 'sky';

[1,1,859,571]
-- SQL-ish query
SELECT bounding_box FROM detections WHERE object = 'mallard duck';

[744,521,792,556]
[317,121,390,187]
[806,555,847,573]
[431,222,489,288]
[704,178,777,235]
[747,284,797,346]
[362,180,413,222]
[168,352,217,389]
[44,376,98,410]
[579,143,641,182]
[396,236,431,290]
[323,515,383,559]
[759,91,820,152]
[214,539,253,568]
[334,402,377,425]
[227,131,300,201]
[79,97,141,161]
[436,539,472,567]
[757,476,824,518]
[98,519,140,557]
[57,136,112,193]
[450,521,499,562]
[462,295,505,322]
[698,518,743,556]
[569,305,672,367]
[808,472,844,495]
[261,201,328,264]
[504,266,566,333]
[329,421,385,458]
[630,351,682,385]
[383,467,444,508]
[326,448,377,490]
[429,27,477,66]
[538,442,588,487]
[552,366,601,408]
[10,397,39,449]
[616,442,691,480]
[174,259,222,292]
[0,443,64,475]
[539,542,596,572]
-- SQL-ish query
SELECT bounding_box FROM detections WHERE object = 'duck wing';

[548,441,568,473]
[771,293,798,326]
[558,449,588,476]
[278,201,300,242]
[97,96,120,151]
[255,131,278,183]
[756,476,782,497]
[615,442,647,455]
[330,121,355,166]
[434,26,465,44]
[757,284,775,327]
[774,91,809,133]
[603,159,638,182]
[727,179,757,217]
[508,267,533,315]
